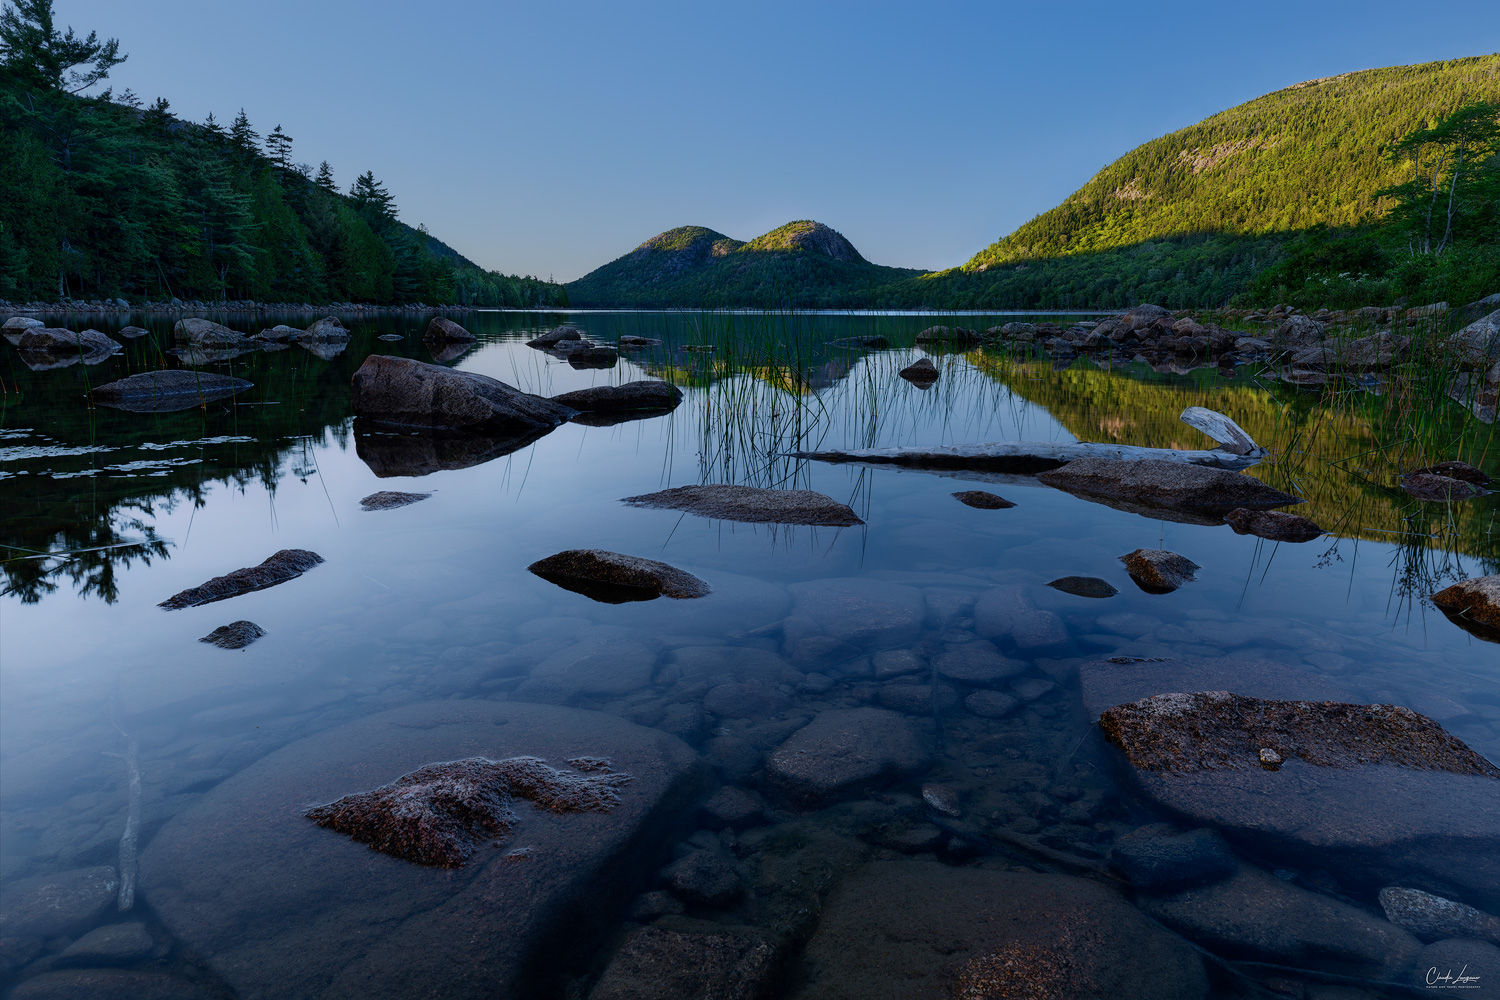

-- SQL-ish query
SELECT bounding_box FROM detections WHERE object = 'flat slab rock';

[528,549,710,602]
[765,707,926,806]
[138,700,703,1000]
[351,354,576,433]
[359,490,432,511]
[550,381,683,412]
[621,484,863,527]
[790,858,1207,1000]
[159,549,322,609]
[91,370,253,412]
[1038,457,1299,517]
[1100,691,1500,906]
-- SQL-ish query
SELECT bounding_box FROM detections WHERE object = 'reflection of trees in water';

[2,510,171,604]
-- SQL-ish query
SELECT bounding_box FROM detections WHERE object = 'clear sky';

[57,0,1500,282]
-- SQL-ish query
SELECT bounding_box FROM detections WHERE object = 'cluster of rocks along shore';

[1,298,471,317]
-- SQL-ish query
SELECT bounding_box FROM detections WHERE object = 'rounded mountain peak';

[741,221,866,263]
[633,226,743,256]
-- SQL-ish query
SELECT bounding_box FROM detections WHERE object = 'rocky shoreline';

[0,298,479,318]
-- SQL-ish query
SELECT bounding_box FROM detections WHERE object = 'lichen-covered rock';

[139,700,704,1000]
[1038,458,1300,515]
[91,370,253,412]
[1223,508,1324,542]
[622,484,862,526]
[551,381,682,412]
[307,755,631,867]
[1402,472,1487,501]
[424,316,474,342]
[528,549,710,601]
[1047,576,1118,598]
[172,317,248,345]
[350,354,576,432]
[359,490,432,511]
[952,490,1014,509]
[899,357,939,384]
[590,926,780,1000]
[1432,574,1500,641]
[199,621,266,649]
[159,549,323,609]
[1379,887,1500,943]
[1120,548,1199,592]
[765,707,925,806]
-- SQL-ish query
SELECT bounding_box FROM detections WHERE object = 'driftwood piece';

[1180,406,1262,456]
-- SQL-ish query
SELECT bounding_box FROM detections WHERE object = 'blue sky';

[59,0,1500,281]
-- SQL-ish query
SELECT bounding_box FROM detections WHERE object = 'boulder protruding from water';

[91,370,254,412]
[898,357,939,385]
[527,325,583,347]
[1039,458,1300,517]
[1402,471,1487,501]
[359,491,432,511]
[1223,508,1324,542]
[952,490,1014,509]
[551,381,682,413]
[159,549,323,609]
[172,317,249,346]
[622,484,863,527]
[350,354,576,433]
[423,316,474,343]
[529,549,710,602]
[18,327,120,356]
[1,315,43,343]
[199,621,266,649]
[303,316,351,341]
[1431,574,1500,642]
[1120,548,1200,593]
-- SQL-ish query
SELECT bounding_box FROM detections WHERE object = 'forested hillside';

[0,1,567,307]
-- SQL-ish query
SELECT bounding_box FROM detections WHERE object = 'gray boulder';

[1120,548,1199,592]
[1223,508,1324,542]
[1273,314,1326,346]
[1379,886,1500,943]
[551,381,682,413]
[256,324,301,341]
[1037,457,1301,520]
[765,707,925,806]
[173,317,249,345]
[424,316,474,342]
[138,700,705,1000]
[303,316,350,340]
[350,354,576,433]
[527,325,583,346]
[1449,309,1500,367]
[622,484,862,526]
[91,370,253,413]
[2,315,43,343]
[18,327,120,355]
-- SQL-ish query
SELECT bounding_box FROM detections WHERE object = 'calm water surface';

[2,310,1497,998]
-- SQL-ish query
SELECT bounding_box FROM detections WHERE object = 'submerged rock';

[351,354,576,433]
[139,700,704,1000]
[964,690,1019,718]
[199,620,266,649]
[1047,576,1118,598]
[0,866,119,938]
[787,578,924,649]
[952,490,1015,509]
[1402,472,1487,501]
[7,970,215,1000]
[1079,655,1351,721]
[972,585,1069,654]
[91,370,253,412]
[898,357,938,385]
[1379,887,1500,943]
[1431,574,1500,642]
[1120,548,1200,592]
[590,926,780,1000]
[791,858,1207,1000]
[622,484,863,526]
[360,490,432,511]
[765,707,925,806]
[1223,507,1324,542]
[159,549,323,609]
[1108,827,1237,893]
[55,922,157,966]
[1038,458,1300,518]
[528,549,710,602]
[424,316,474,342]
[172,317,248,345]
[551,381,682,412]
[661,850,741,906]
[306,755,631,867]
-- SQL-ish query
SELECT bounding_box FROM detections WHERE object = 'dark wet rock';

[1402,472,1486,501]
[1410,460,1492,486]
[18,327,120,355]
[766,707,926,806]
[1379,887,1500,943]
[117,325,149,337]
[139,700,704,1000]
[617,335,661,347]
[1038,458,1300,517]
[1432,575,1500,642]
[350,354,576,433]
[590,926,780,1000]
[0,867,118,938]
[1,315,43,342]
[1047,576,1118,598]
[7,970,216,1000]
[527,325,583,346]
[306,755,631,867]
[933,641,1025,685]
[257,323,300,341]
[965,690,1019,718]
[551,381,682,412]
[424,316,474,342]
[172,317,248,345]
[355,423,551,477]
[91,370,254,412]
[567,346,620,369]
[662,850,741,906]
[703,681,791,719]
[701,786,765,830]
[623,484,862,527]
[303,316,351,340]
[55,922,157,966]
[359,490,432,511]
[199,620,266,649]
[528,549,710,602]
[1109,827,1236,893]
[1100,691,1500,906]
[1079,655,1352,720]
[877,682,959,714]
[624,890,684,921]
[791,858,1207,1000]
[972,585,1069,654]
[1223,508,1324,542]
[952,489,1015,509]
[828,335,889,349]
[787,578,923,649]
[1120,548,1200,593]
[1138,865,1419,978]
[705,736,762,782]
[159,549,323,609]
[1343,330,1409,368]
[898,357,939,384]
[914,325,979,345]
[920,783,962,817]
[1409,939,1500,989]
[1010,677,1055,701]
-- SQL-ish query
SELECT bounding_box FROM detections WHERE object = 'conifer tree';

[229,108,259,160]
[265,123,293,172]
[314,160,336,193]
[0,0,125,93]
[349,170,397,230]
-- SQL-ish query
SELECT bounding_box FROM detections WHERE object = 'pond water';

[2,310,1498,999]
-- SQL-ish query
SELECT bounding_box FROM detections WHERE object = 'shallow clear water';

[2,310,1498,998]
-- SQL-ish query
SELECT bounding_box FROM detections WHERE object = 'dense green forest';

[0,0,567,307]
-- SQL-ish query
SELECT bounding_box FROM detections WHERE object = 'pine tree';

[229,108,259,160]
[314,160,336,193]
[264,123,293,172]
[0,0,126,94]
[348,170,397,230]
[201,111,225,143]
